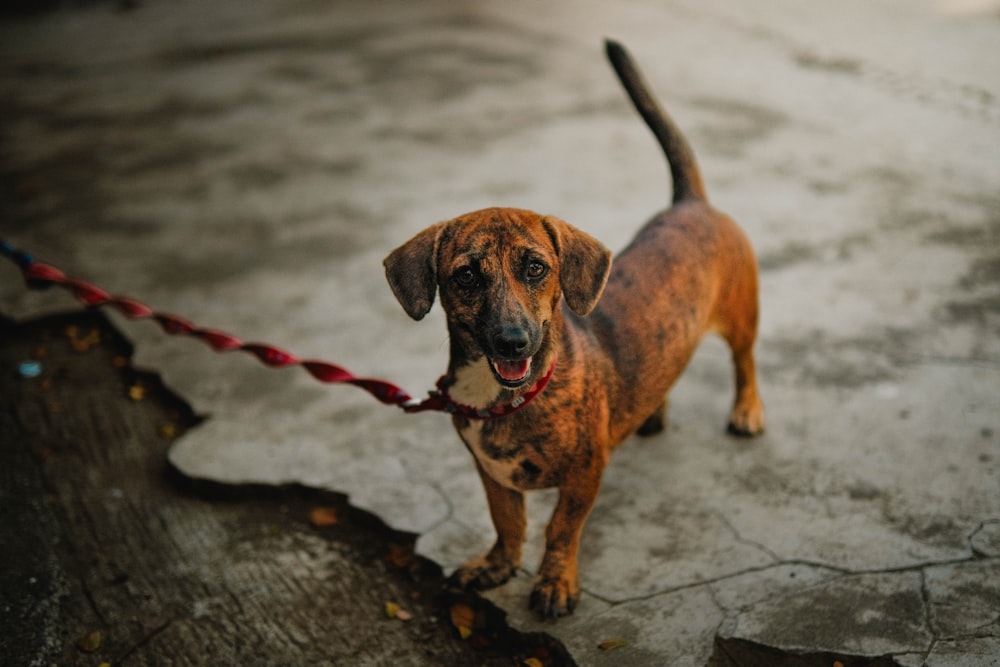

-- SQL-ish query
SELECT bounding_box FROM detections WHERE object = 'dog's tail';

[605,39,707,204]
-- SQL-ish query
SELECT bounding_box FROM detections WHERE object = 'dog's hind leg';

[729,347,764,436]
[723,334,765,436]
[712,238,765,437]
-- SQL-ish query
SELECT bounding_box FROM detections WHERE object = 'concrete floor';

[1,1,998,664]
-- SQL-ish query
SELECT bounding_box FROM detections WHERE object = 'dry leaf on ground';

[597,637,627,651]
[384,601,413,621]
[308,507,339,528]
[75,629,103,653]
[449,602,476,639]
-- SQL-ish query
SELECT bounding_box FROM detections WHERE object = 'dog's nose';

[493,326,531,358]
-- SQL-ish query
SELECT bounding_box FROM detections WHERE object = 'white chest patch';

[448,357,500,408]
[458,421,521,490]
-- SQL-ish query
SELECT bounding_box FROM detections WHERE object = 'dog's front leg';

[449,462,526,591]
[530,462,604,618]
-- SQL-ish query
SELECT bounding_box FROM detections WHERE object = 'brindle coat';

[383,40,764,618]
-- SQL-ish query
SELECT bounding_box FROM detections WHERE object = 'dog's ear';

[543,216,612,316]
[383,222,447,321]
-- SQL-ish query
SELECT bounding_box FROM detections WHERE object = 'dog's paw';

[636,412,666,437]
[636,400,668,437]
[728,402,765,437]
[448,555,518,592]
[529,575,579,618]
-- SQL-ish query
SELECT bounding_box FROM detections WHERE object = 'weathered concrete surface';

[0,310,569,666]
[1,0,998,664]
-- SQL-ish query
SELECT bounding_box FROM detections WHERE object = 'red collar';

[405,357,557,420]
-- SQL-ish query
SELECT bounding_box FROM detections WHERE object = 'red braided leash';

[1,240,553,419]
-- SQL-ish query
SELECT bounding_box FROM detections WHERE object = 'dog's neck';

[439,354,557,421]
[446,356,504,408]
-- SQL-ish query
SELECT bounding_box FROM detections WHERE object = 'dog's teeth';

[493,358,531,381]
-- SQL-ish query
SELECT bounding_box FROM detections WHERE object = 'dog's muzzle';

[489,326,535,387]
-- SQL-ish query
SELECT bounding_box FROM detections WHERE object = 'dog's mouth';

[489,356,533,387]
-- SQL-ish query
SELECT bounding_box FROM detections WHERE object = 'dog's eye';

[526,260,548,280]
[454,267,478,288]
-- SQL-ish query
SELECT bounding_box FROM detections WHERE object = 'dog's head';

[384,207,611,391]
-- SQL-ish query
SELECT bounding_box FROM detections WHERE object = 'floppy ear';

[383,222,447,320]
[543,216,612,316]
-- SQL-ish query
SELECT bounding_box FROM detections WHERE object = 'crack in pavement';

[574,514,999,607]
[548,515,1000,662]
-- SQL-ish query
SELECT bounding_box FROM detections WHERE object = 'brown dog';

[383,40,764,618]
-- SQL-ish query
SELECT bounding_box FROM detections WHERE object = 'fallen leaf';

[385,601,413,621]
[67,326,101,352]
[128,384,146,401]
[76,629,102,653]
[449,602,476,639]
[597,637,628,651]
[158,423,177,440]
[833,662,845,667]
[523,659,544,667]
[309,507,339,528]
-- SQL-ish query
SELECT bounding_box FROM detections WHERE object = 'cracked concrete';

[1,0,998,664]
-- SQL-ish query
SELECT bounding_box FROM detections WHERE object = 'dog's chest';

[458,421,524,490]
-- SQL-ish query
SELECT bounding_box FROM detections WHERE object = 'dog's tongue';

[493,357,532,382]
